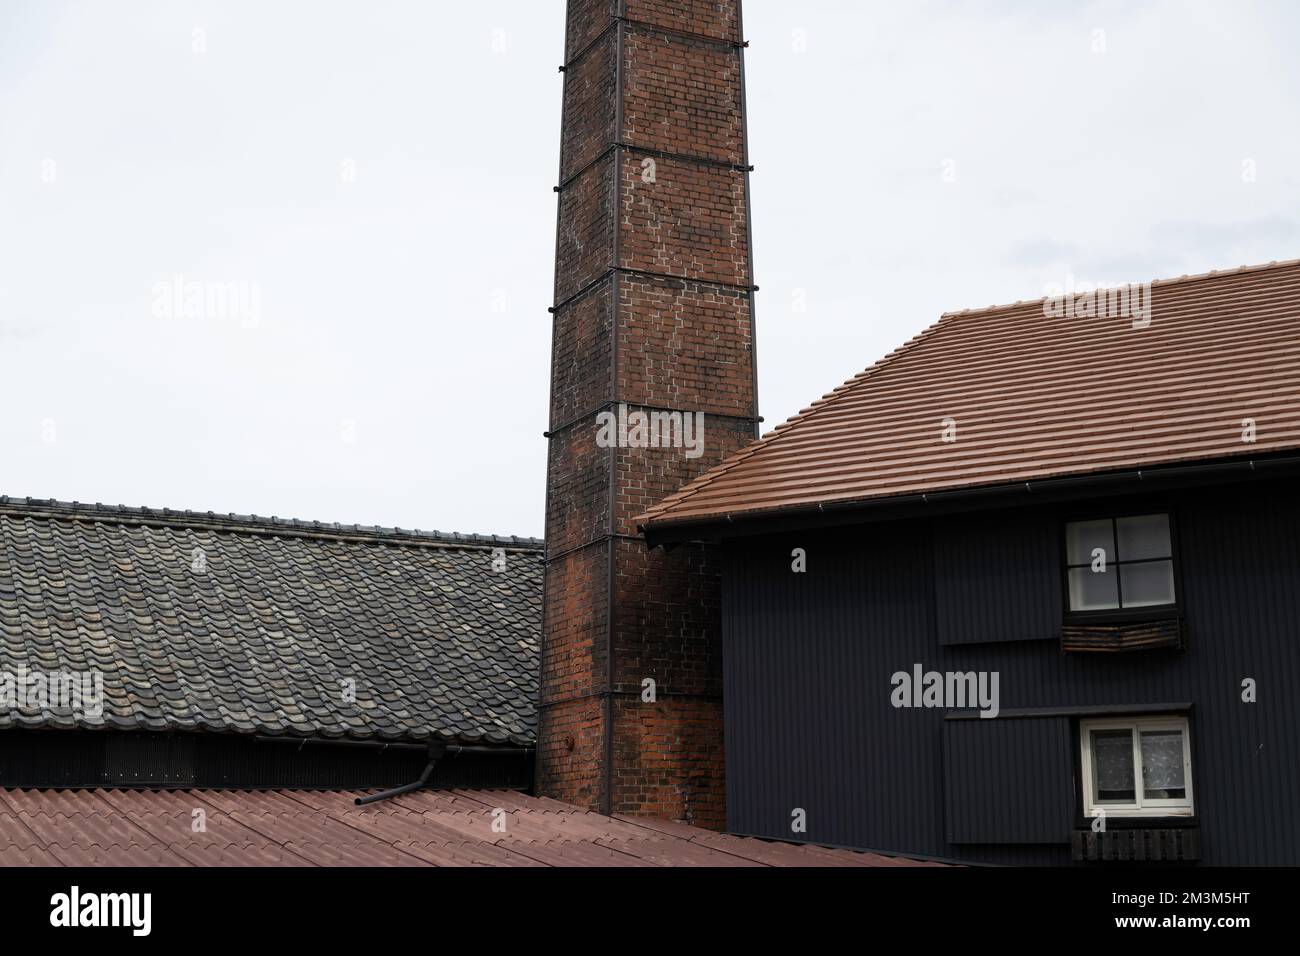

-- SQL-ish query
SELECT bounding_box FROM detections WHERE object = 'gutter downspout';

[352,742,537,806]
[355,740,447,806]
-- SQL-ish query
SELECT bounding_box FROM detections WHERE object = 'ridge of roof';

[0,495,544,551]
[938,257,1300,319]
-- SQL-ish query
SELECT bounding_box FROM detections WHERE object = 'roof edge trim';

[0,496,544,551]
[641,449,1300,545]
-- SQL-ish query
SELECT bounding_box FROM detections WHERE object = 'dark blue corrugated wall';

[721,480,1300,865]
[942,717,1074,845]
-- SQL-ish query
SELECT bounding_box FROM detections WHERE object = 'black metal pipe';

[355,757,440,806]
[350,741,534,806]
[253,734,427,753]
[254,734,533,756]
[444,744,534,756]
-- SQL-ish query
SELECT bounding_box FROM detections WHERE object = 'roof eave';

[642,449,1300,546]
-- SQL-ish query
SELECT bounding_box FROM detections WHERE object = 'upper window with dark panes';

[1064,513,1176,612]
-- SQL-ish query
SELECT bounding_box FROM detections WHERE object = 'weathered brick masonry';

[538,0,758,827]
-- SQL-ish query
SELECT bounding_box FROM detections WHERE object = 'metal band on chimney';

[561,14,743,73]
[556,142,752,194]
[549,266,758,316]
[545,399,761,441]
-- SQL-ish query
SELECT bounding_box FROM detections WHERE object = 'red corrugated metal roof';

[640,260,1300,529]
[0,788,934,866]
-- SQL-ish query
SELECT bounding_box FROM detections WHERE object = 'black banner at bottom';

[0,864,1287,942]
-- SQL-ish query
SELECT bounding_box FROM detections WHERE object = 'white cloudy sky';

[2,0,1297,538]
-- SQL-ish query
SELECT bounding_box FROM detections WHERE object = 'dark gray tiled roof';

[0,497,543,746]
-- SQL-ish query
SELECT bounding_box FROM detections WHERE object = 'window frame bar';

[1061,508,1182,621]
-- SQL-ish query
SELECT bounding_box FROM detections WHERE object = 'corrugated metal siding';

[105,732,196,786]
[724,526,946,857]
[0,729,532,791]
[195,735,428,790]
[942,717,1072,843]
[1175,487,1300,867]
[723,478,1300,865]
[0,727,106,787]
[934,512,1061,645]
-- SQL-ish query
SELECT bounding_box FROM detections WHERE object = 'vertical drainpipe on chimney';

[539,6,565,808]
[603,1,626,819]
[737,3,760,441]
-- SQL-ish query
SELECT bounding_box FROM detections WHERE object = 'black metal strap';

[560,14,744,72]
[549,267,758,315]
[545,399,760,440]
[556,141,752,193]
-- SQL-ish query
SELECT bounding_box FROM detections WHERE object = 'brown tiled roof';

[641,260,1300,529]
[0,788,933,866]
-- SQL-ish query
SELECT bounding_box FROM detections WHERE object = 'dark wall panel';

[723,525,949,857]
[105,731,196,786]
[0,729,533,792]
[934,512,1061,645]
[943,717,1073,844]
[1174,487,1300,868]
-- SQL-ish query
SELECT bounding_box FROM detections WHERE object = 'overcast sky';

[2,1,1298,538]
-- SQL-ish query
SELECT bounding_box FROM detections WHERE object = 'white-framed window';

[1080,716,1194,818]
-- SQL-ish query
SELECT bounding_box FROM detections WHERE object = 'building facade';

[641,259,1300,864]
[716,477,1299,864]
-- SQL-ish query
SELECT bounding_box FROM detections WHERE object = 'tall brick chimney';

[538,0,758,828]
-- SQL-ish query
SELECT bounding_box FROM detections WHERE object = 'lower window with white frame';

[1080,716,1194,818]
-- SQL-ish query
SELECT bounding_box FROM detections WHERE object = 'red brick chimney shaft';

[538,0,758,827]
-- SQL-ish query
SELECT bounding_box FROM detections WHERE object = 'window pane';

[1068,566,1119,610]
[1140,730,1186,799]
[1120,560,1176,607]
[1091,730,1135,803]
[1117,514,1172,561]
[1066,519,1114,566]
